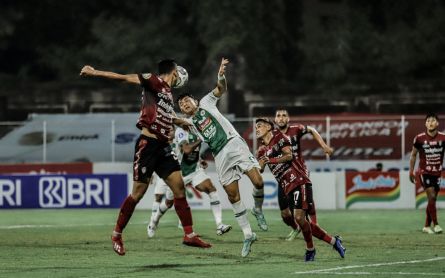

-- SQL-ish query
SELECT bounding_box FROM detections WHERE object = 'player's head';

[177,93,198,116]
[255,117,274,139]
[274,108,290,129]
[158,59,177,75]
[158,59,178,84]
[425,113,439,132]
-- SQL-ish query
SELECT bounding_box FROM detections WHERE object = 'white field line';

[0,220,177,230]
[294,257,445,275]
[309,271,445,276]
[0,223,116,229]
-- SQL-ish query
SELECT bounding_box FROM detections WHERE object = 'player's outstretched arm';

[409,147,418,183]
[213,58,229,98]
[308,126,333,156]
[80,65,140,85]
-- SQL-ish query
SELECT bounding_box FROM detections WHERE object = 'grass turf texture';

[0,209,444,277]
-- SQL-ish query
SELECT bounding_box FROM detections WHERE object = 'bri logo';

[39,176,110,208]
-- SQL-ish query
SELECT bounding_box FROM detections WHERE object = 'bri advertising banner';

[0,174,128,209]
[415,172,445,208]
[345,171,400,208]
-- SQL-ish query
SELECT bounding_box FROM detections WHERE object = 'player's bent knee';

[225,190,240,203]
[281,209,292,219]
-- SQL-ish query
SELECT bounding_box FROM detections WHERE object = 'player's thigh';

[245,167,264,189]
[191,169,215,193]
[164,170,186,198]
[131,181,149,201]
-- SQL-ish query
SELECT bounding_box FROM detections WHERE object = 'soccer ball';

[174,65,188,88]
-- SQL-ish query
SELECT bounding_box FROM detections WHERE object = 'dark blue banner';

[0,174,128,208]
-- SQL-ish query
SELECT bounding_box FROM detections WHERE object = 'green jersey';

[175,127,200,176]
[189,91,240,156]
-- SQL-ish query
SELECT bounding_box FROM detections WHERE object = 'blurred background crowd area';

[1,0,445,122]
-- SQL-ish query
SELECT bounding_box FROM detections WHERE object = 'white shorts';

[183,167,210,187]
[151,174,174,200]
[214,136,260,186]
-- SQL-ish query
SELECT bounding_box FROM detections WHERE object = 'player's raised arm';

[80,65,140,85]
[307,126,333,156]
[213,58,229,98]
[409,147,418,183]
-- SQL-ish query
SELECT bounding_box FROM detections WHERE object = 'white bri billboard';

[0,113,140,163]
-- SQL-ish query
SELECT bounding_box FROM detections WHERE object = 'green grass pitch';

[0,209,444,277]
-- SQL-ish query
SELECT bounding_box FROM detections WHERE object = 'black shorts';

[133,135,180,182]
[287,183,313,210]
[418,174,441,191]
[277,184,289,211]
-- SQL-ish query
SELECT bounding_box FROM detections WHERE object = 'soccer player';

[147,126,232,237]
[273,108,332,240]
[255,117,345,262]
[177,58,267,257]
[409,113,444,234]
[80,59,211,256]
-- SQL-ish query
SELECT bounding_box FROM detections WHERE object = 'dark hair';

[158,59,177,75]
[425,113,439,121]
[255,117,274,129]
[275,107,289,115]
[176,93,196,105]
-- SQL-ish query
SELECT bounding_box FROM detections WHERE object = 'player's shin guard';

[209,191,223,226]
[300,220,314,249]
[310,222,335,245]
[151,200,160,220]
[151,200,171,226]
[308,203,317,224]
[282,215,299,230]
[114,195,137,233]
[428,199,438,225]
[174,197,193,235]
[252,187,264,212]
[425,206,432,227]
[232,200,253,239]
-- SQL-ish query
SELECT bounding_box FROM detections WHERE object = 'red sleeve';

[413,135,421,150]
[297,124,308,137]
[277,133,291,149]
[256,146,266,158]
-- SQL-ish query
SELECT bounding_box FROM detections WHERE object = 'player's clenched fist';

[80,65,95,76]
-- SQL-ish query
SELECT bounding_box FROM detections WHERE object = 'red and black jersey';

[284,124,310,181]
[137,73,174,142]
[257,130,311,195]
[413,131,445,176]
